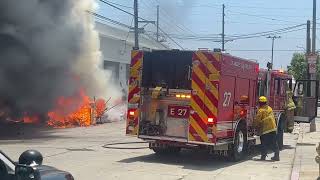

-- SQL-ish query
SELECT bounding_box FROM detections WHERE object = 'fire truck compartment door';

[216,76,236,138]
[293,80,319,123]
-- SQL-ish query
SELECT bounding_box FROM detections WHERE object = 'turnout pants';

[260,131,279,157]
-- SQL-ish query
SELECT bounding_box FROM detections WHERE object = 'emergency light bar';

[175,94,191,99]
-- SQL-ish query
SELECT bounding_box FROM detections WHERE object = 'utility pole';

[312,0,317,54]
[267,36,281,69]
[132,0,155,49]
[306,20,312,97]
[310,0,317,132]
[156,5,159,42]
[222,4,225,51]
[265,36,280,98]
[307,20,311,55]
[133,0,139,50]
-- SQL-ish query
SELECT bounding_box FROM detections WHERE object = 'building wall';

[100,35,132,91]
[96,21,168,93]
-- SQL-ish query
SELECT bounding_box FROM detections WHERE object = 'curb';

[290,124,304,180]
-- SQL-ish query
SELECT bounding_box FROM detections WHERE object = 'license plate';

[167,105,190,118]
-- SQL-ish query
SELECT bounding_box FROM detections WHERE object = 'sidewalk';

[291,120,320,180]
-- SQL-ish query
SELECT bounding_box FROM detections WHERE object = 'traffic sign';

[307,55,318,64]
[309,63,317,74]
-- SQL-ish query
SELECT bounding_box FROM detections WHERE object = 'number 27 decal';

[177,109,188,116]
[223,92,232,107]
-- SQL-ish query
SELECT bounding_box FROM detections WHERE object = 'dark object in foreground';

[0,150,74,180]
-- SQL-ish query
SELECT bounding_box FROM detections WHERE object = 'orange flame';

[47,90,106,128]
[95,99,106,118]
[22,115,40,124]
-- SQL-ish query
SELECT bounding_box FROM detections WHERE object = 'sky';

[97,0,318,69]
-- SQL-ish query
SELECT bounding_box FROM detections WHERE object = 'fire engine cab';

[126,50,318,161]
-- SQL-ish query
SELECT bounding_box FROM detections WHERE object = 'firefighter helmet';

[259,96,268,103]
[18,150,43,166]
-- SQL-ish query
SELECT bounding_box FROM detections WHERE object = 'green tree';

[288,53,320,80]
[287,53,308,80]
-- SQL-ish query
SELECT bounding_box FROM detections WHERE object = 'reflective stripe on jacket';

[254,105,277,135]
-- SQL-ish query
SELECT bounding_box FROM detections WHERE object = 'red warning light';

[255,65,259,73]
[240,109,247,117]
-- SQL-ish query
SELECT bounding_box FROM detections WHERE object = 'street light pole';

[267,36,281,69]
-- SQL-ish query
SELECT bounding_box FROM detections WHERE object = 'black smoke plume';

[0,0,110,121]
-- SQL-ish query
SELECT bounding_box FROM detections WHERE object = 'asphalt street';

[0,121,299,180]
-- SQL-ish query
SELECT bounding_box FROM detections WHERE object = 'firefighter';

[254,96,280,161]
[295,82,304,116]
[285,86,296,111]
[285,86,296,132]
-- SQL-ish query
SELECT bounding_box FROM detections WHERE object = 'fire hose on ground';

[102,141,149,149]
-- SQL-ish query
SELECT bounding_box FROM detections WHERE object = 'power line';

[100,0,133,9]
[224,21,301,26]
[226,28,306,41]
[90,12,132,29]
[98,0,149,22]
[228,4,311,10]
[91,12,168,49]
[98,0,135,17]
[99,0,184,49]
[159,23,306,42]
[158,27,185,49]
[228,24,306,38]
[175,28,305,42]
[173,3,311,12]
[227,10,302,24]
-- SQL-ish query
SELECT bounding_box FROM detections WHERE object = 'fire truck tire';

[277,119,284,150]
[229,123,247,161]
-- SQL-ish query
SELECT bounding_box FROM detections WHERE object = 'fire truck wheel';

[277,119,284,150]
[229,123,247,161]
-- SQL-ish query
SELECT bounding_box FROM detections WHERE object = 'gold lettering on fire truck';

[231,61,253,71]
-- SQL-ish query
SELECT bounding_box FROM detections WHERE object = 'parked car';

[0,150,73,180]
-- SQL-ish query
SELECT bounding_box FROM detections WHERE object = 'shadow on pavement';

[118,144,291,171]
[282,145,295,149]
[118,149,255,171]
[0,123,73,143]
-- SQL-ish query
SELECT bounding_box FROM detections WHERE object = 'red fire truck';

[126,50,318,161]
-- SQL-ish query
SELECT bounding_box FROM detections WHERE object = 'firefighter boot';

[260,154,267,160]
[271,152,280,161]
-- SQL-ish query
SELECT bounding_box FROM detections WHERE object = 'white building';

[95,21,168,91]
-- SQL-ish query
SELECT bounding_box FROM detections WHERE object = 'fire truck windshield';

[142,51,193,90]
